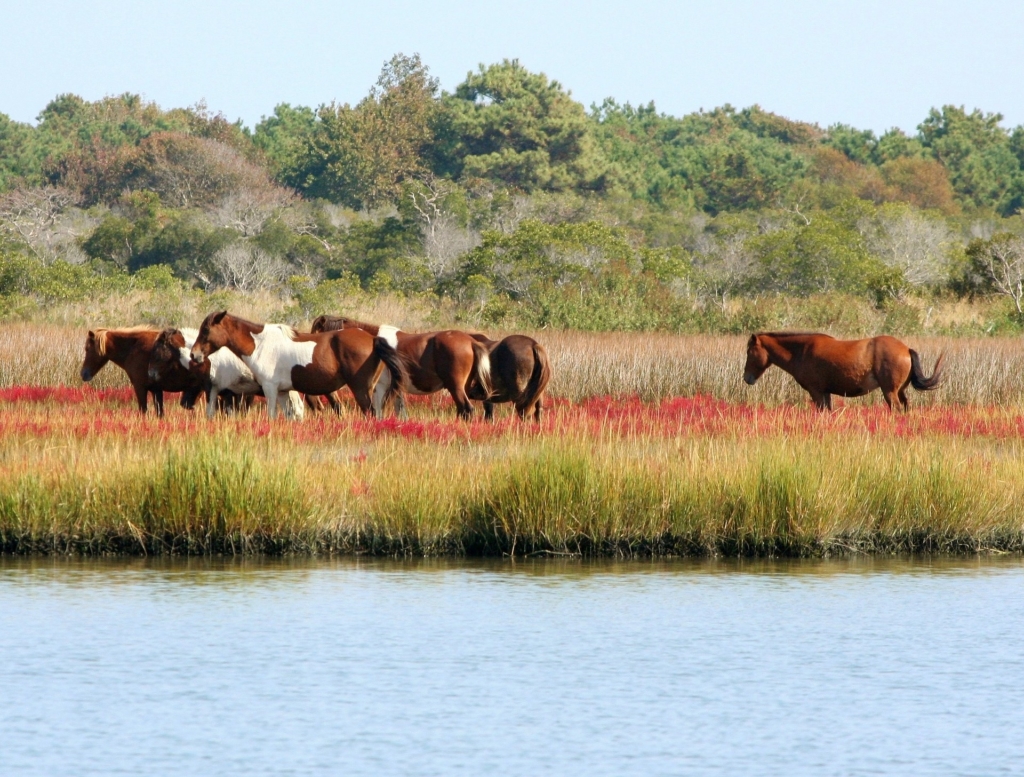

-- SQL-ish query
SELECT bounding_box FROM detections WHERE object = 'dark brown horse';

[311,315,492,420]
[465,334,551,422]
[743,332,945,411]
[81,326,205,416]
[190,311,407,419]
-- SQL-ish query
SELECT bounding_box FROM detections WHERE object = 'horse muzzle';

[148,367,161,382]
[743,373,757,386]
[80,367,92,382]
[190,349,205,365]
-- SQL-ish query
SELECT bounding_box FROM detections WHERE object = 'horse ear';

[87,330,95,340]
[748,334,758,348]
[212,310,228,324]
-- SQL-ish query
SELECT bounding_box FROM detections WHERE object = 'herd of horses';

[79,312,946,421]
[80,312,552,421]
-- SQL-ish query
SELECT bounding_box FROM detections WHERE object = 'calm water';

[1,557,1022,776]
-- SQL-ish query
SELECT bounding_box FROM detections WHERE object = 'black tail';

[374,336,409,407]
[909,349,945,391]
[516,342,552,420]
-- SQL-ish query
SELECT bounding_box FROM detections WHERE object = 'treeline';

[2,54,1024,332]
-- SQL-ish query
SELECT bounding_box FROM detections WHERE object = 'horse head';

[191,311,231,364]
[743,334,771,385]
[80,330,109,382]
[149,328,187,382]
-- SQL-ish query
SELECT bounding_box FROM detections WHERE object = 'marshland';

[1,319,1023,557]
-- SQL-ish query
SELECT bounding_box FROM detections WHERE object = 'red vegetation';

[0,385,1022,442]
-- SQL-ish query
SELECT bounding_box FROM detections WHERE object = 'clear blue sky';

[3,0,1023,134]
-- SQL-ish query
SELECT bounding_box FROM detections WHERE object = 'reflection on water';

[2,557,1022,776]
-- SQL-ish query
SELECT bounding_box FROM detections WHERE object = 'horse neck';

[105,330,151,367]
[761,335,807,372]
[223,317,262,357]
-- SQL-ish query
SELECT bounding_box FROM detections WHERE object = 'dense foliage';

[2,54,1024,330]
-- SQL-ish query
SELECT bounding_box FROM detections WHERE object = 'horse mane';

[320,315,380,334]
[92,325,158,356]
[261,323,299,340]
[755,330,829,339]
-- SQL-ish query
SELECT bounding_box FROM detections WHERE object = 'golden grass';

[3,323,1023,406]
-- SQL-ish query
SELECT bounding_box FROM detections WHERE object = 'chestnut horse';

[81,326,205,416]
[190,311,407,419]
[743,332,945,411]
[148,328,305,419]
[465,334,551,422]
[311,315,492,420]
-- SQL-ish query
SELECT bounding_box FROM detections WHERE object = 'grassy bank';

[1,391,1022,557]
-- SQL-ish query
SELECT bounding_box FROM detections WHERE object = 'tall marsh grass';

[5,323,1019,406]
[0,397,1022,556]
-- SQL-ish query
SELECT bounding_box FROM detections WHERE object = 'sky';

[3,0,1023,134]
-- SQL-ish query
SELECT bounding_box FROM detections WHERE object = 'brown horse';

[465,334,551,422]
[81,326,205,416]
[743,332,945,411]
[311,315,493,420]
[190,311,407,419]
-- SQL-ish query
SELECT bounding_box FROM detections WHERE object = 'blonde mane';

[92,325,158,356]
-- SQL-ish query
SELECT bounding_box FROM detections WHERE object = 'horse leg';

[534,397,543,423]
[484,401,495,421]
[264,385,280,420]
[809,390,830,411]
[351,385,375,416]
[326,392,343,415]
[152,390,165,418]
[133,384,148,414]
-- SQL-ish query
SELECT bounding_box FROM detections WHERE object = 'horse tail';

[909,349,945,391]
[373,336,408,407]
[471,340,494,399]
[518,342,551,416]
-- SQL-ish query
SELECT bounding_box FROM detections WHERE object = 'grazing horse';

[310,315,493,420]
[465,334,551,422]
[148,328,304,420]
[190,311,406,420]
[80,326,205,416]
[743,332,945,411]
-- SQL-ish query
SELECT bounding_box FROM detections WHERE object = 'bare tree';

[212,244,293,291]
[408,176,480,283]
[0,186,92,264]
[862,208,952,287]
[211,186,296,237]
[970,234,1024,315]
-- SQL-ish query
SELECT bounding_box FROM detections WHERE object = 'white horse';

[176,328,305,420]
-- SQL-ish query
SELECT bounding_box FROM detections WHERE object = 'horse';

[148,328,305,420]
[743,332,945,411]
[190,311,407,420]
[465,334,551,422]
[310,315,493,420]
[81,326,205,416]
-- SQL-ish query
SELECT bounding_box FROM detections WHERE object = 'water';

[1,557,1022,776]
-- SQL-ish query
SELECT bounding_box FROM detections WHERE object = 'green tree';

[918,106,1023,214]
[749,209,890,295]
[436,60,605,192]
[293,54,439,209]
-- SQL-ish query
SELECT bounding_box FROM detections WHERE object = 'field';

[1,325,1023,557]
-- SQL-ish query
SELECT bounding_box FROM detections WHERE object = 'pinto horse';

[743,332,945,411]
[311,315,493,420]
[465,334,551,422]
[148,328,305,420]
[190,311,406,420]
[81,326,205,416]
